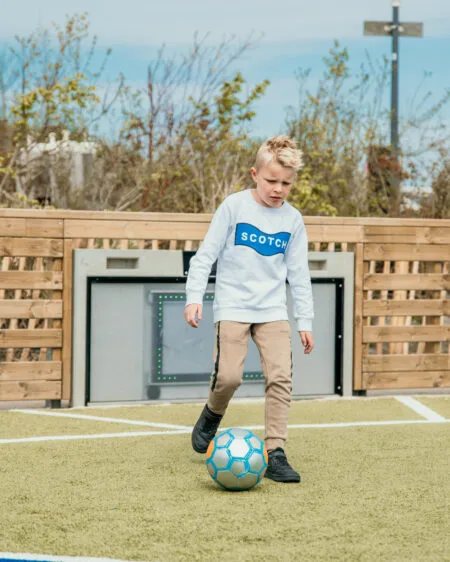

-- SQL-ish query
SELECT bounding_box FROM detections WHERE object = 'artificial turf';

[0,399,448,562]
[415,396,450,420]
[67,396,423,426]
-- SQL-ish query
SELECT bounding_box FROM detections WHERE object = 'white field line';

[0,418,448,446]
[12,409,191,430]
[0,429,188,445]
[0,553,143,562]
[395,396,447,422]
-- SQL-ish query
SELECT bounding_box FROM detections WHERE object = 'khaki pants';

[207,320,292,451]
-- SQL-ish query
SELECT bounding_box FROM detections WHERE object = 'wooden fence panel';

[0,209,449,401]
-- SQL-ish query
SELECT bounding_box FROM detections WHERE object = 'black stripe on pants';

[211,322,221,391]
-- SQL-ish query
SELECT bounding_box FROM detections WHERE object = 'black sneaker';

[191,405,223,453]
[264,448,301,483]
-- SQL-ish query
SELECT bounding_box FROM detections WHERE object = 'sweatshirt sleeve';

[285,218,314,332]
[185,200,232,306]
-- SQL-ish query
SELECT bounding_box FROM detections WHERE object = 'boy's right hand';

[184,303,203,328]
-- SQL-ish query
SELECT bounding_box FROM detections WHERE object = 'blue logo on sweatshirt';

[235,223,291,256]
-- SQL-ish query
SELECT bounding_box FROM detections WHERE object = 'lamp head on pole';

[392,0,400,6]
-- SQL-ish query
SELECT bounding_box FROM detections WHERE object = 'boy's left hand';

[300,331,314,354]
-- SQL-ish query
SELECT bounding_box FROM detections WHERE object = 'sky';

[1,0,449,141]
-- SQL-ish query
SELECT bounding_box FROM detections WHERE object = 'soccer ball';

[205,428,268,491]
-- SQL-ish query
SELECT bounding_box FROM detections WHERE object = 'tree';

[177,72,269,213]
[119,33,265,213]
[286,41,450,217]
[0,13,124,208]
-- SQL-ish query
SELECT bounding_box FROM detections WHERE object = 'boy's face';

[250,160,295,208]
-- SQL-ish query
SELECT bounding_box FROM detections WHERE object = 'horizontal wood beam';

[0,207,448,227]
[0,218,63,238]
[363,326,450,343]
[363,371,450,389]
[0,380,61,400]
[363,299,450,316]
[0,271,63,290]
[363,226,450,244]
[364,274,450,291]
[0,300,62,319]
[0,238,63,257]
[363,354,450,372]
[0,361,62,381]
[64,220,210,240]
[304,225,363,243]
[364,244,450,261]
[0,329,62,348]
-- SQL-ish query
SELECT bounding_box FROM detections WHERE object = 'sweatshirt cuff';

[296,319,312,332]
[185,293,203,307]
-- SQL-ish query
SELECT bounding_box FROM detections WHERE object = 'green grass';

[0,411,167,440]
[0,399,448,562]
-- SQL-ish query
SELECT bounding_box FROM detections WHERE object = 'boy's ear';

[250,167,257,182]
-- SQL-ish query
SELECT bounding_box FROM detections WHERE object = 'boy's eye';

[266,179,276,183]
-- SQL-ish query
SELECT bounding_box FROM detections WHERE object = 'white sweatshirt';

[185,189,314,332]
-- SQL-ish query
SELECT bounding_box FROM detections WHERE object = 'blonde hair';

[255,135,303,171]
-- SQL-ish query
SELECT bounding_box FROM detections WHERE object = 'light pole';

[391,0,400,154]
[364,1,423,211]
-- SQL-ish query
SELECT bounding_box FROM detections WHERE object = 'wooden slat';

[305,225,363,243]
[363,326,450,343]
[22,257,42,362]
[0,207,448,226]
[0,238,63,257]
[364,371,450,390]
[2,209,213,222]
[0,300,62,319]
[64,220,210,240]
[363,354,450,372]
[6,256,26,362]
[0,219,63,238]
[0,380,61,400]
[439,261,449,354]
[364,226,450,244]
[363,299,450,316]
[0,361,62,381]
[364,274,450,291]
[62,239,73,401]
[391,261,409,354]
[353,243,364,390]
[424,262,444,355]
[364,244,450,261]
[0,271,63,289]
[0,329,62,348]
[50,257,63,362]
[64,220,365,243]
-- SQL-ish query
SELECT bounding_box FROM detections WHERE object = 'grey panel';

[89,280,337,403]
[289,283,336,395]
[90,283,145,401]
[153,292,262,378]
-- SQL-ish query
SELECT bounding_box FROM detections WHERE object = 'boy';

[184,135,314,483]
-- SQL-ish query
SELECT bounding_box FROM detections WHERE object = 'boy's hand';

[184,303,202,328]
[300,331,314,354]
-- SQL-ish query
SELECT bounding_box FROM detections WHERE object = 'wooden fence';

[0,208,449,402]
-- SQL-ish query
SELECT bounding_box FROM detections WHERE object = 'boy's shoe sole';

[264,470,301,483]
